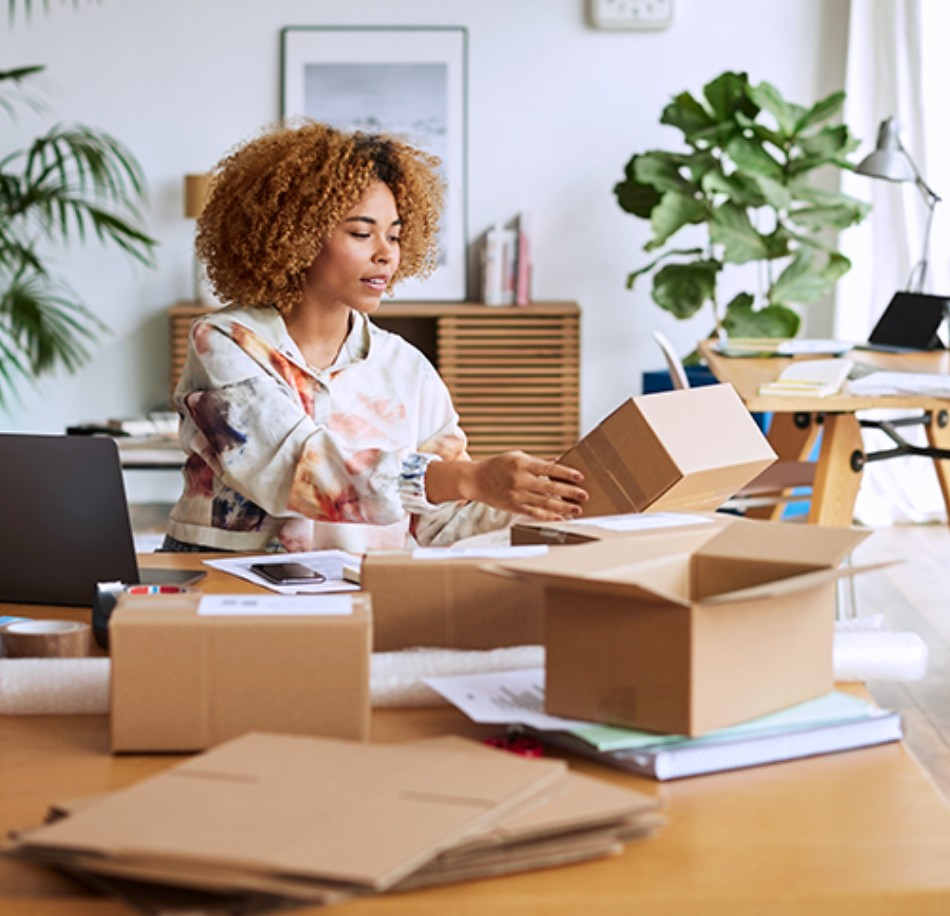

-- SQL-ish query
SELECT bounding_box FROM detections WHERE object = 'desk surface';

[3,559,950,915]
[699,341,950,413]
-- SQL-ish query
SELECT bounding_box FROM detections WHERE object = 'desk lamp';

[855,117,941,293]
[183,172,217,306]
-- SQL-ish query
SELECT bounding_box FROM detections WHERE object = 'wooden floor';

[850,523,950,799]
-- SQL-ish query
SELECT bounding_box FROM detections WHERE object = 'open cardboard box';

[557,384,776,519]
[110,592,371,752]
[361,546,549,651]
[491,517,876,736]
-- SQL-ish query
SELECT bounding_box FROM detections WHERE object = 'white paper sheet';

[204,549,361,595]
[423,667,591,730]
[411,545,549,560]
[565,512,711,532]
[198,594,354,617]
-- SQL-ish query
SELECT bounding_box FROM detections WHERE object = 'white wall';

[0,0,850,439]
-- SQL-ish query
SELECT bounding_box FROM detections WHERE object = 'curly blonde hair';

[195,120,444,312]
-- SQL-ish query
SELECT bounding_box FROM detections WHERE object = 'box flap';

[698,562,889,605]
[696,516,870,567]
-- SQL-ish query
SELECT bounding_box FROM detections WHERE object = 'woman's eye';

[350,232,371,239]
[388,235,401,244]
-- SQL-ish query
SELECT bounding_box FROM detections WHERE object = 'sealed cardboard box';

[558,384,776,518]
[361,547,548,651]
[111,592,371,752]
[493,517,871,736]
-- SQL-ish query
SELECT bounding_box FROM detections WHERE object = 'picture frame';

[281,26,468,302]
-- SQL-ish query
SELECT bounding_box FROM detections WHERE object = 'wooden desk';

[699,341,950,526]
[3,559,950,915]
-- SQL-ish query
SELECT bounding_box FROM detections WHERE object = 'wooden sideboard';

[169,301,581,460]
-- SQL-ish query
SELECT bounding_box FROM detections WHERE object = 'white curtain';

[836,0,948,525]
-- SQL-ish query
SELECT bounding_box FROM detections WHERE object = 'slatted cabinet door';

[169,301,581,459]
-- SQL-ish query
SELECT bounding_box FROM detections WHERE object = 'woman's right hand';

[425,450,588,521]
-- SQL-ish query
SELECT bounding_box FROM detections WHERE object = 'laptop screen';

[866,291,948,351]
[0,434,203,607]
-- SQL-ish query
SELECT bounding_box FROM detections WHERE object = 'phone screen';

[250,562,327,585]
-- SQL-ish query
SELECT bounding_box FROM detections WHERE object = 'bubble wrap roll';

[0,658,110,715]
[833,631,929,682]
[371,645,544,707]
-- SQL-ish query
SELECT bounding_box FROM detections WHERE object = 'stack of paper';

[5,732,662,910]
[758,357,853,398]
[847,370,950,397]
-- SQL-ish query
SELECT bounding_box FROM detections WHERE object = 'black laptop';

[858,291,949,353]
[0,433,203,607]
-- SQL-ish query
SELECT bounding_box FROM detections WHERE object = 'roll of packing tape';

[0,619,91,659]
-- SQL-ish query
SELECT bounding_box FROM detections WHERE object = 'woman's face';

[302,181,402,314]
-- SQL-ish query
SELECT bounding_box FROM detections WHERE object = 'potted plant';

[0,0,157,406]
[615,70,870,356]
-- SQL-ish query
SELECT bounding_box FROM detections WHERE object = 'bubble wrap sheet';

[0,658,111,714]
[0,646,545,715]
[834,615,929,682]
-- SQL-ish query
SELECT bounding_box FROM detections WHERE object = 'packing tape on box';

[0,619,91,658]
[0,658,110,714]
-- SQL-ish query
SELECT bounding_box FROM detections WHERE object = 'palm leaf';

[0,47,156,403]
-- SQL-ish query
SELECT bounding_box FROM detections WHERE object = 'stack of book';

[529,691,902,780]
[424,669,902,782]
[481,212,532,306]
[758,357,854,398]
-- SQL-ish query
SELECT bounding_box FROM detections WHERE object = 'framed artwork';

[281,26,468,301]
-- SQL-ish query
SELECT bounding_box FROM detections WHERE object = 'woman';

[163,121,586,553]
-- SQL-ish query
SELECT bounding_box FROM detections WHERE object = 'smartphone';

[249,562,327,586]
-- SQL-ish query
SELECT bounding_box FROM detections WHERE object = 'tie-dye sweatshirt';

[165,304,510,552]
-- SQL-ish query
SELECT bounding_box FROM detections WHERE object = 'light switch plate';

[588,0,674,30]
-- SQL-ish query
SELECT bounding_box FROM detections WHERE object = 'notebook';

[0,433,203,607]
[859,291,948,353]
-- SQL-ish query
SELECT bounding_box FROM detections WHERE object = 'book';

[526,703,902,781]
[758,357,853,398]
[514,210,533,306]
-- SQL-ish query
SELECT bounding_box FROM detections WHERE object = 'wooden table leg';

[744,412,820,521]
[808,413,864,527]
[926,408,950,524]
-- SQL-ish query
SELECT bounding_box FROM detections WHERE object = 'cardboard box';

[361,547,548,651]
[110,592,371,752]
[492,517,871,736]
[558,384,776,518]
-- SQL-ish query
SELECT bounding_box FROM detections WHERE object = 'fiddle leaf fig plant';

[0,0,157,406]
[615,70,871,347]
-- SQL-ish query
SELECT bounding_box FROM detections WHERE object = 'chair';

[652,331,817,515]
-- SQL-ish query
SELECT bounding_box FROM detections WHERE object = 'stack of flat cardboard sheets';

[6,732,662,911]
